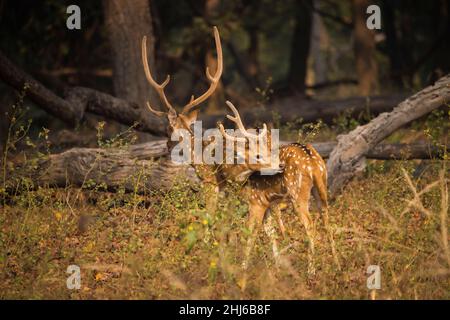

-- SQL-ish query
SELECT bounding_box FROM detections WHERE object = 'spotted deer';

[141,26,271,212]
[141,27,339,284]
[217,101,341,281]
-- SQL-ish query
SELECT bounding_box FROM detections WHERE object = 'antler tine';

[224,101,268,140]
[142,35,176,115]
[218,122,246,143]
[181,26,223,115]
[146,102,165,117]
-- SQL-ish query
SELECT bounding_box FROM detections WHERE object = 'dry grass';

[0,158,448,300]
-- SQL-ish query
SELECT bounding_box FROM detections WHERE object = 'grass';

[0,157,448,299]
[0,93,448,299]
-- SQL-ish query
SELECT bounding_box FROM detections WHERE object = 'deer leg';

[313,175,341,271]
[263,211,281,267]
[293,193,316,276]
[204,183,219,214]
[240,202,267,290]
[312,187,322,213]
[272,202,287,238]
[243,203,267,268]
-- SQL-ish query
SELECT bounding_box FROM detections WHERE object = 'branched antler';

[221,101,267,140]
[141,36,176,117]
[141,26,223,119]
[181,26,223,115]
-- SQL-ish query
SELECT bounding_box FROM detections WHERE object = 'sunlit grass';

[0,158,448,299]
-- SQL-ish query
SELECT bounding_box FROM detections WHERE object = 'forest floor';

[0,111,449,299]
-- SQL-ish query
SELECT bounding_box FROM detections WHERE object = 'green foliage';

[423,106,450,160]
[96,121,138,149]
[255,77,274,107]
[296,120,325,144]
[332,109,361,133]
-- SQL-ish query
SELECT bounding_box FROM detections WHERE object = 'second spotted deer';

[217,101,341,282]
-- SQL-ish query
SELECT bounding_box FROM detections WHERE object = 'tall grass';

[0,158,448,299]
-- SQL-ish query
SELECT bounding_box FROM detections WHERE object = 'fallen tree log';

[8,140,447,194]
[0,51,82,126]
[0,50,406,137]
[0,51,167,136]
[311,141,448,160]
[327,74,450,197]
[71,139,446,161]
[11,146,199,193]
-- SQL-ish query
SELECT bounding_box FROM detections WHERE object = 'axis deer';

[141,26,224,210]
[217,101,341,284]
[142,26,279,212]
[141,27,339,287]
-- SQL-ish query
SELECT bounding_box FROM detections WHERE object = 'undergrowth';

[0,95,448,300]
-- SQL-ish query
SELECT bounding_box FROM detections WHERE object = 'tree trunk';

[226,29,260,90]
[288,0,313,94]
[203,0,224,112]
[327,74,450,197]
[0,51,83,126]
[382,0,402,87]
[309,0,328,85]
[0,50,167,135]
[103,0,158,108]
[352,0,378,95]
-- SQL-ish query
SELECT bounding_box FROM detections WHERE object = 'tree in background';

[352,0,378,95]
[0,0,449,130]
[103,0,158,109]
[308,0,329,87]
[204,0,224,111]
[288,0,313,95]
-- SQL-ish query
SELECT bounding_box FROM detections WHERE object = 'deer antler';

[218,122,247,142]
[181,26,223,115]
[141,35,176,117]
[142,27,222,120]
[223,101,267,140]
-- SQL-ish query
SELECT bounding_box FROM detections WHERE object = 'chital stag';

[218,101,341,280]
[142,26,225,210]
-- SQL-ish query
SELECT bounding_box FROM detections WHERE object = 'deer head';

[141,26,223,140]
[217,101,283,181]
